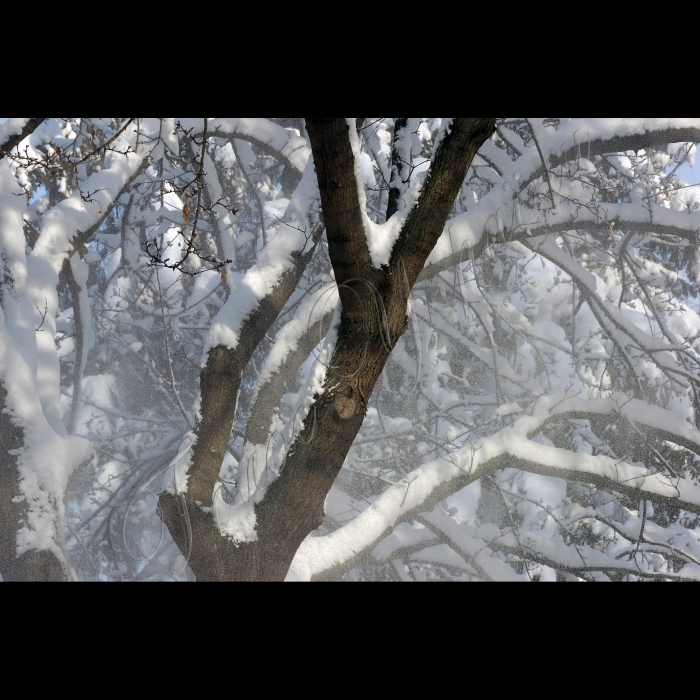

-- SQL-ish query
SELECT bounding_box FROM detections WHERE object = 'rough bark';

[244,310,336,448]
[159,239,324,575]
[386,117,409,220]
[162,118,496,580]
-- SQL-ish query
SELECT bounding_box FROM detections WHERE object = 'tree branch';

[0,118,46,160]
[390,118,497,287]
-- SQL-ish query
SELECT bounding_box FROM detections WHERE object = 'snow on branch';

[206,118,311,172]
[202,155,321,355]
[0,118,45,159]
[525,235,696,389]
[290,392,700,580]
[422,118,700,281]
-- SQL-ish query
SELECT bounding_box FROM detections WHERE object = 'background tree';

[1,117,700,581]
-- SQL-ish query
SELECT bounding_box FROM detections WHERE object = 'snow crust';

[163,431,197,494]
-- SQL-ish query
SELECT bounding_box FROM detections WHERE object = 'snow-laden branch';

[420,118,700,281]
[524,235,696,388]
[289,392,700,580]
[227,304,341,526]
[545,394,700,458]
[28,121,154,434]
[244,285,337,447]
[421,202,700,283]
[0,119,160,569]
[162,154,324,516]
[0,158,91,566]
[491,529,700,581]
[412,299,527,387]
[541,118,700,160]
[202,155,321,356]
[418,509,522,581]
[65,254,91,435]
[0,118,45,159]
[205,118,311,172]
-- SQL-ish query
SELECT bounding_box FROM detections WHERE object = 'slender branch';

[525,118,556,208]
[155,266,194,430]
[65,259,86,434]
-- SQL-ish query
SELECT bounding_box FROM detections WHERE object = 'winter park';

[1,117,700,581]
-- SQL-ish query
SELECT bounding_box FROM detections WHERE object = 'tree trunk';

[0,384,66,581]
[161,117,496,580]
[0,117,66,581]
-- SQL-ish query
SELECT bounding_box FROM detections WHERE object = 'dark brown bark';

[304,119,374,323]
[182,243,323,507]
[159,236,324,576]
[386,118,409,220]
[389,118,497,287]
[161,118,496,580]
[0,118,46,160]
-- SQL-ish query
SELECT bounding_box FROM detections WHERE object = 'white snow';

[202,154,320,357]
[289,389,700,580]
[209,118,310,172]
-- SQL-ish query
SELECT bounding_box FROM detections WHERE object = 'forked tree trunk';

[161,118,496,580]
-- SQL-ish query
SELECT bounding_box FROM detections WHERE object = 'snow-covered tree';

[1,117,700,581]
